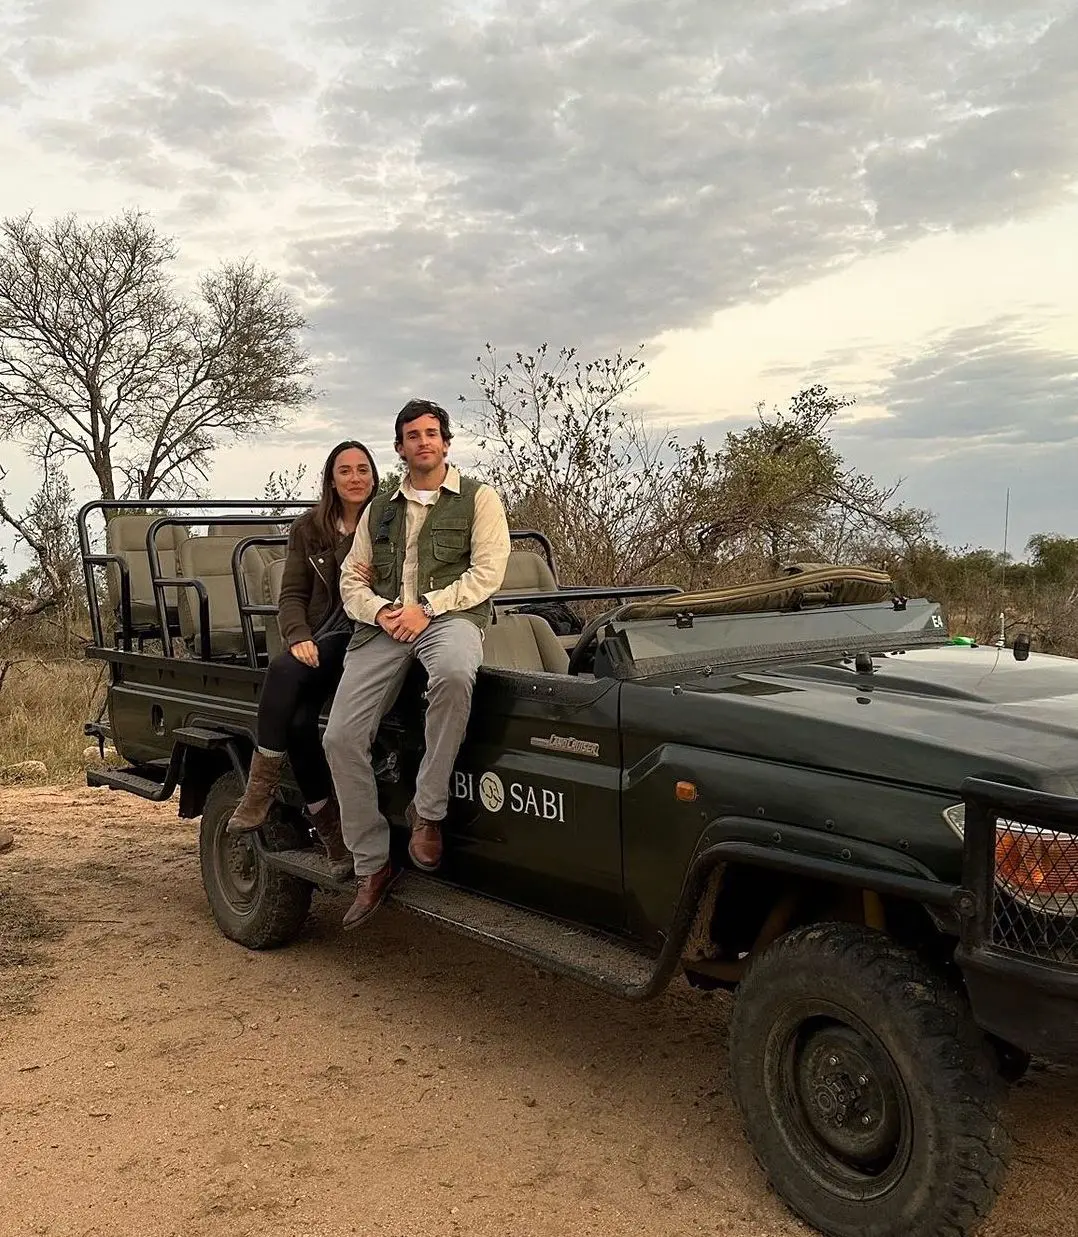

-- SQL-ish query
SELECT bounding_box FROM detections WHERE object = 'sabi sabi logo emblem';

[452,769,569,823]
[478,771,506,813]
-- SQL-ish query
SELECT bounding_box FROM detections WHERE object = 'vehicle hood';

[676,646,1078,796]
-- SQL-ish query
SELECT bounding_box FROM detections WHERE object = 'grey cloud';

[5,0,97,40]
[16,18,314,189]
[0,63,21,102]
[853,321,1078,445]
[293,0,1078,428]
[30,118,186,188]
[4,0,1078,548]
[840,436,1078,555]
[148,30,314,102]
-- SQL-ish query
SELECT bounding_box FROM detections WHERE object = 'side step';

[87,764,175,801]
[391,871,660,997]
[262,845,660,998]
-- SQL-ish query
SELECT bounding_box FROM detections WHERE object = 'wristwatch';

[420,597,436,620]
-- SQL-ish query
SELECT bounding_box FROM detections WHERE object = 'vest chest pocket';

[372,542,396,570]
[430,527,468,563]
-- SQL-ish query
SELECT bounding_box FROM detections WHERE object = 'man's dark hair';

[394,398,453,447]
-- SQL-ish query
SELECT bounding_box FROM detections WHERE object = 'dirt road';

[1,785,1076,1237]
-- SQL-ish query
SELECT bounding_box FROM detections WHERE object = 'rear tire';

[729,922,1010,1237]
[199,771,313,949]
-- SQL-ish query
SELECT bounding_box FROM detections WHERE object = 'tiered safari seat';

[498,549,557,594]
[105,515,190,640]
[207,522,287,565]
[481,613,569,674]
[263,556,288,658]
[177,536,267,659]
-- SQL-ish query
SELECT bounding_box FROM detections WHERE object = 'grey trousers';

[322,617,484,877]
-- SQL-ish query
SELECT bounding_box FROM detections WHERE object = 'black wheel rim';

[764,1001,914,1202]
[212,811,262,916]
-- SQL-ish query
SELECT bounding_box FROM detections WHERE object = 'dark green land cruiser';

[78,500,1078,1237]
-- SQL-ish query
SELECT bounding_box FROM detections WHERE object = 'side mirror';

[1013,632,1031,662]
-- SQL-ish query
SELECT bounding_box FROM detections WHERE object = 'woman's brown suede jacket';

[276,510,355,647]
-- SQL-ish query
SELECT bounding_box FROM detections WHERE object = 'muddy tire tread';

[729,922,1011,1237]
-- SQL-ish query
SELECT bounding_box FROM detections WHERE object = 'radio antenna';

[998,487,1010,648]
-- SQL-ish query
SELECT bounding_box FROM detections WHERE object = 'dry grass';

[0,656,107,784]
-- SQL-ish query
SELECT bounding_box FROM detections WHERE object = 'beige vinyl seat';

[263,556,288,658]
[498,549,557,593]
[482,613,569,674]
[105,515,191,637]
[497,549,586,651]
[177,536,267,659]
[208,521,287,565]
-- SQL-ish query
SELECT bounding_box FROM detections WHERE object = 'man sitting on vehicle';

[323,399,511,929]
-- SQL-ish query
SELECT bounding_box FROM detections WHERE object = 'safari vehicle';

[78,500,1078,1237]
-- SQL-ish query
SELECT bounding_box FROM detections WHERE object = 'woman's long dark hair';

[311,440,379,545]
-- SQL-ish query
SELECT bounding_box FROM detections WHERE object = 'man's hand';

[386,603,431,643]
[376,605,402,636]
[289,639,319,668]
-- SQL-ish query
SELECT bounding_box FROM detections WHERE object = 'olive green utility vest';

[348,473,492,650]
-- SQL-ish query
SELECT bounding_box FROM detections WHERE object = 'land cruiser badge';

[529,733,600,759]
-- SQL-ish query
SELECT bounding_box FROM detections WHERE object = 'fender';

[618,815,971,1004]
[688,815,963,909]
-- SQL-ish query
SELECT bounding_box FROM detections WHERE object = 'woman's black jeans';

[256,629,351,805]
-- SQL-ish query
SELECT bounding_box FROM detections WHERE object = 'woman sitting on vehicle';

[226,440,379,877]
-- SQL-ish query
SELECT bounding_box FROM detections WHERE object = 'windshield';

[595,597,949,679]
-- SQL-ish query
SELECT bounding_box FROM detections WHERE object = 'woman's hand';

[289,639,319,668]
[346,560,373,586]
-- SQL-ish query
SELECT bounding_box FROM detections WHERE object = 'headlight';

[944,803,1078,917]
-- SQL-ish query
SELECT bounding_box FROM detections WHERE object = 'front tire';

[199,771,313,949]
[729,923,1010,1237]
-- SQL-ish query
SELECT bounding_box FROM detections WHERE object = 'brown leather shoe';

[308,799,353,881]
[226,751,284,834]
[406,802,443,872]
[342,862,394,930]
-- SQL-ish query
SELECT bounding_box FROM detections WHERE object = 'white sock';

[257,746,285,758]
[307,798,329,815]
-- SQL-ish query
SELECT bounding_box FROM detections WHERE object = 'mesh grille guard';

[960,778,1078,969]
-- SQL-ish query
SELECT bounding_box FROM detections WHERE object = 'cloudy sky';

[1,0,1076,560]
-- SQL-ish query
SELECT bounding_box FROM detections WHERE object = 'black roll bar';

[76,499,308,652]
[78,497,673,665]
[78,552,135,650]
[508,529,559,585]
[145,514,294,661]
[231,535,289,667]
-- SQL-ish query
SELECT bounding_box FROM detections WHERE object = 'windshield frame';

[593,597,951,681]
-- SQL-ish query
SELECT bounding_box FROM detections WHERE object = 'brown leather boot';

[342,862,394,929]
[226,751,285,834]
[406,801,443,872]
[308,799,353,881]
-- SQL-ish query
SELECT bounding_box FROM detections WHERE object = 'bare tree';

[462,343,722,585]
[0,463,70,638]
[465,351,934,590]
[0,211,316,503]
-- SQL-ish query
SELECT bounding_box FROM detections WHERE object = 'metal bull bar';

[959,777,1078,967]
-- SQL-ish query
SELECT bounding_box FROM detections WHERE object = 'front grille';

[989,817,1078,965]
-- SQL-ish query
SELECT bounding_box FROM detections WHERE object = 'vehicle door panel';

[444,669,625,930]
